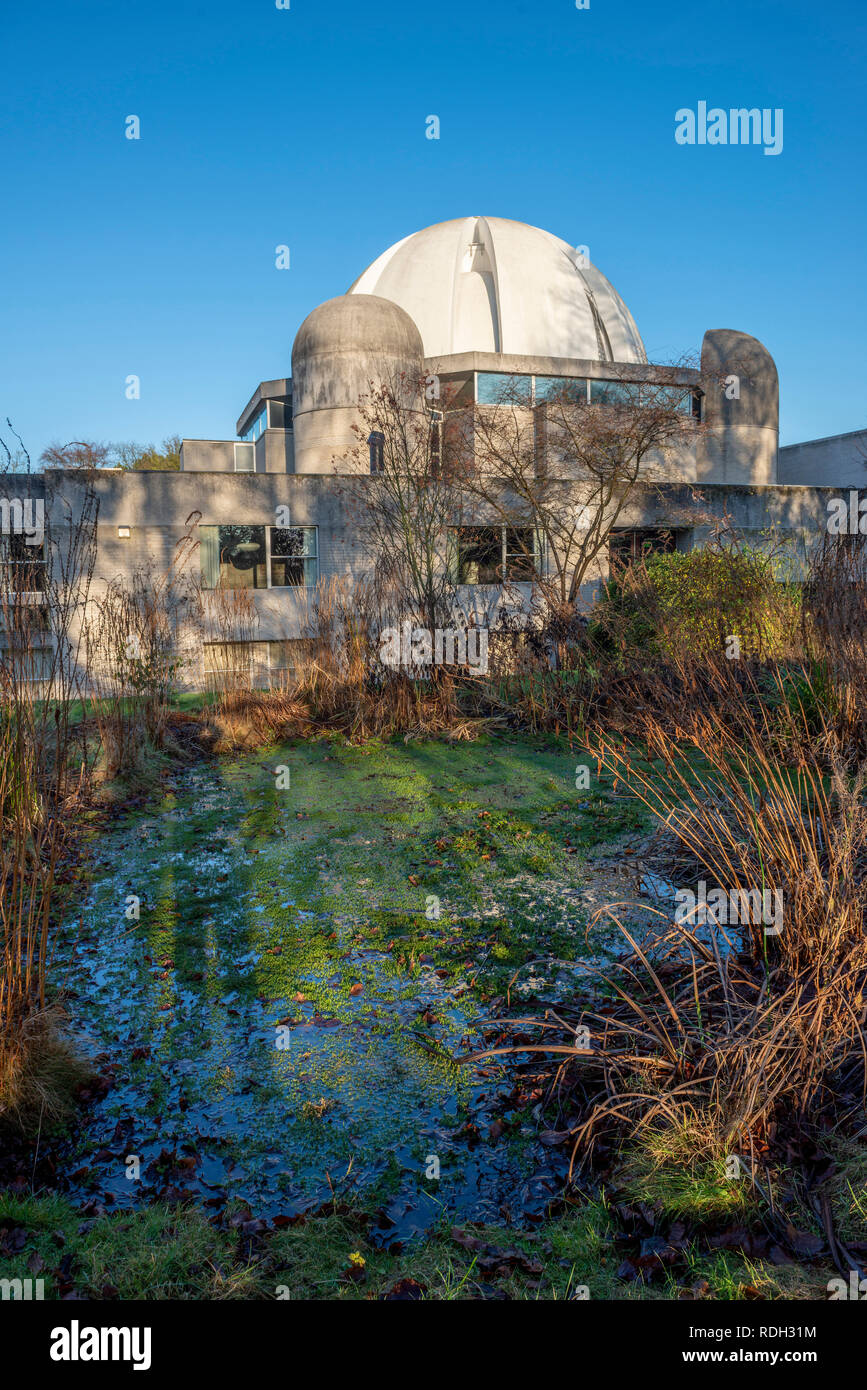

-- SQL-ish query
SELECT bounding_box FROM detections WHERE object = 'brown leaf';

[539,1129,570,1146]
[784,1223,824,1258]
[381,1277,424,1300]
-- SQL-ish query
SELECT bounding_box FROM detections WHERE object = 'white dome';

[348,216,646,364]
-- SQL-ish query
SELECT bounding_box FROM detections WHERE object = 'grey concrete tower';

[698,329,779,484]
[291,294,425,474]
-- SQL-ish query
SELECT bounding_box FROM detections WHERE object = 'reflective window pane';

[456,526,502,584]
[476,373,532,405]
[534,376,588,404]
[590,379,635,406]
[217,525,267,589]
[504,527,536,581]
[270,527,318,587]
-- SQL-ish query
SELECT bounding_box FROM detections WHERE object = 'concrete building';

[3,216,863,686]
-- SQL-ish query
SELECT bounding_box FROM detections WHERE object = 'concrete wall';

[44,470,838,646]
[181,433,295,475]
[52,470,374,647]
[778,428,867,488]
[180,440,237,472]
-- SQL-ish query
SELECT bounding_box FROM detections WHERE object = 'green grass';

[0,1190,838,1301]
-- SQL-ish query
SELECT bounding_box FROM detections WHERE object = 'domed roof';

[348,216,646,364]
[293,293,424,366]
[291,295,424,417]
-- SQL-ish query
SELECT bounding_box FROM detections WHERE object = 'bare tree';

[340,372,464,636]
[465,364,704,611]
[0,429,98,1114]
[39,439,114,471]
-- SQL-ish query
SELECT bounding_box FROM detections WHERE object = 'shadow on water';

[56,746,570,1243]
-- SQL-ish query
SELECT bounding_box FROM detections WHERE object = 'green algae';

[53,732,645,1225]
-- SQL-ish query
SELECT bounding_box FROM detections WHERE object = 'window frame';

[240,408,267,444]
[268,525,319,590]
[452,524,543,586]
[200,524,319,591]
[368,431,385,475]
[471,373,701,416]
[233,442,256,473]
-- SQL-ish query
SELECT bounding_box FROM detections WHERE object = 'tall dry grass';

[219,575,474,744]
[82,520,201,778]
[0,477,97,1125]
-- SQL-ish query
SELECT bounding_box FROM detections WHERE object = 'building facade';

[3,216,863,687]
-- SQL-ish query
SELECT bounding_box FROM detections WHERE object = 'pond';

[54,736,646,1243]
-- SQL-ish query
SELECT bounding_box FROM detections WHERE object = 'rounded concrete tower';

[698,329,779,484]
[291,294,425,474]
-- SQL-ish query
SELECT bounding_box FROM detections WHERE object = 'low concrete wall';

[778,429,867,488]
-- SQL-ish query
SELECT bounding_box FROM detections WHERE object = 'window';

[270,527,318,588]
[0,534,47,592]
[476,373,532,405]
[590,379,635,406]
[453,526,541,584]
[455,527,502,584]
[439,374,474,410]
[643,385,701,417]
[202,525,267,589]
[671,389,702,419]
[0,638,54,683]
[267,399,293,430]
[240,409,267,443]
[268,638,317,680]
[219,525,267,588]
[199,525,318,590]
[369,431,385,474]
[609,528,678,569]
[234,442,255,472]
[504,527,537,581]
[430,412,443,478]
[534,376,589,404]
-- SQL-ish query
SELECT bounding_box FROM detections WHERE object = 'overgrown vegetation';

[1,443,865,1299]
[0,468,97,1126]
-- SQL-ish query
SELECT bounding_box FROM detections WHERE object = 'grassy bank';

[0,1188,838,1301]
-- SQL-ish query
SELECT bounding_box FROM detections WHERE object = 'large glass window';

[590,379,636,406]
[504,527,537,580]
[213,525,267,589]
[472,374,698,414]
[476,373,532,406]
[200,525,318,590]
[455,526,502,584]
[453,526,540,584]
[240,409,267,443]
[609,528,678,569]
[240,400,292,441]
[439,374,474,409]
[534,376,589,404]
[270,527,318,588]
[268,399,293,430]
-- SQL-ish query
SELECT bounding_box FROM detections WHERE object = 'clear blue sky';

[1,0,864,459]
